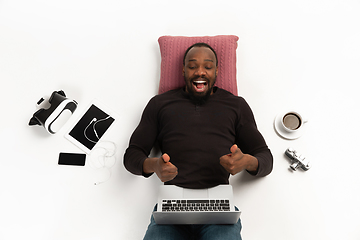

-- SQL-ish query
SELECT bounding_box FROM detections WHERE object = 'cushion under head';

[158,35,239,95]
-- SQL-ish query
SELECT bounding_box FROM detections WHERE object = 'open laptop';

[152,185,241,225]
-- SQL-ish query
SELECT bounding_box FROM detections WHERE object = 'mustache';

[191,76,209,82]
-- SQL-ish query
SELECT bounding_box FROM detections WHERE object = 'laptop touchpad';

[183,188,208,198]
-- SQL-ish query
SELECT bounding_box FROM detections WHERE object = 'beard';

[185,76,216,105]
[188,89,212,105]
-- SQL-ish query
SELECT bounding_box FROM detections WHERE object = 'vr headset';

[29,90,77,134]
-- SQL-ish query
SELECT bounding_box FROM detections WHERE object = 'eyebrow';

[188,59,214,62]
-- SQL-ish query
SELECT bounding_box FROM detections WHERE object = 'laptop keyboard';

[161,199,230,212]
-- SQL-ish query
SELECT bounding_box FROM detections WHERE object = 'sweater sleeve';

[236,98,273,177]
[123,97,159,177]
[250,149,273,177]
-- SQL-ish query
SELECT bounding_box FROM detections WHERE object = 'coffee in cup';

[281,111,306,132]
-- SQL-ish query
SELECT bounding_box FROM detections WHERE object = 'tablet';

[65,99,116,154]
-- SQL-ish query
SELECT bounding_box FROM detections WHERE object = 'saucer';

[274,113,307,140]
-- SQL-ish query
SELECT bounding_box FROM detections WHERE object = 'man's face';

[183,46,218,102]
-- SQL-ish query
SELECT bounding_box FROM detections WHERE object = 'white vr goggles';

[29,90,77,134]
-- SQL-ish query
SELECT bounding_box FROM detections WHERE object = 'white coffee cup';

[280,111,307,133]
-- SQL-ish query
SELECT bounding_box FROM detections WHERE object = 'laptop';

[152,185,241,225]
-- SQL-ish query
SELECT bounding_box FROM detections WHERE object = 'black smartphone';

[58,152,86,166]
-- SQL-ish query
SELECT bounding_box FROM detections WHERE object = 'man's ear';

[182,66,185,76]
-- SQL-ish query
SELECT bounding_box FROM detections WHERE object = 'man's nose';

[195,67,206,76]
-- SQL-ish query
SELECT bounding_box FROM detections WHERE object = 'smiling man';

[124,43,273,240]
[183,43,218,105]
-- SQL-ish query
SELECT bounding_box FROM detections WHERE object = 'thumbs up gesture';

[220,144,259,175]
[143,153,178,182]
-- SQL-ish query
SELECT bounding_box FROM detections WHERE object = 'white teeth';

[194,80,206,84]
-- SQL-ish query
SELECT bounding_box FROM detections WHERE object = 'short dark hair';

[183,43,218,66]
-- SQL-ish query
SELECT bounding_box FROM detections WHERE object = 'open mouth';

[192,80,208,92]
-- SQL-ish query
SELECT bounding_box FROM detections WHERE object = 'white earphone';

[88,141,117,186]
[84,116,111,143]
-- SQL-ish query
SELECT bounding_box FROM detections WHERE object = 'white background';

[1,0,359,239]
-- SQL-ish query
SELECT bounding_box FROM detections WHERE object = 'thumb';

[230,144,238,154]
[161,153,170,163]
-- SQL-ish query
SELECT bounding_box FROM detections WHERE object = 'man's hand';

[220,144,259,175]
[143,154,178,182]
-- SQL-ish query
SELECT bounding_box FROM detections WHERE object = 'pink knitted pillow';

[158,35,239,95]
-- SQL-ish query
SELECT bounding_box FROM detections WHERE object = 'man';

[124,43,273,239]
